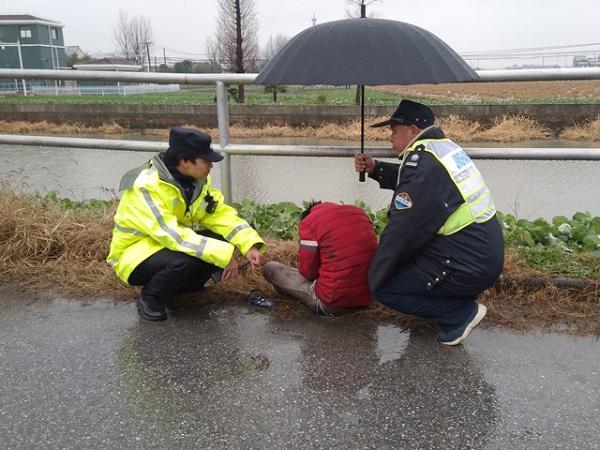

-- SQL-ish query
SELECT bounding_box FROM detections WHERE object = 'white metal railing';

[1,134,599,160]
[3,67,600,84]
[0,68,256,84]
[476,67,600,81]
[30,84,181,96]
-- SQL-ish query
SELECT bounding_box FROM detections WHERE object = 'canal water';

[1,137,599,220]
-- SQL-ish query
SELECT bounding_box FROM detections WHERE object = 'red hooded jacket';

[298,202,378,308]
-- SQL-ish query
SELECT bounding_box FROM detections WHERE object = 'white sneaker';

[438,303,487,346]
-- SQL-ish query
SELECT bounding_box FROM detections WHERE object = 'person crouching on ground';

[107,127,265,321]
[263,201,378,315]
[355,100,504,345]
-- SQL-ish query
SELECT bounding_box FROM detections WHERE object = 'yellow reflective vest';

[107,154,265,284]
[403,138,496,235]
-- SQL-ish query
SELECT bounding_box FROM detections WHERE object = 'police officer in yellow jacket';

[355,100,504,345]
[108,127,265,321]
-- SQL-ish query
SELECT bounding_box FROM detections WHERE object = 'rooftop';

[81,58,137,66]
[0,14,64,27]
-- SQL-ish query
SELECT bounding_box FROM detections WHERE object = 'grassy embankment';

[1,189,599,334]
[2,114,600,142]
[2,82,600,141]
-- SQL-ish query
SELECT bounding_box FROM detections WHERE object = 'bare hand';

[221,257,239,282]
[245,247,265,269]
[354,153,375,175]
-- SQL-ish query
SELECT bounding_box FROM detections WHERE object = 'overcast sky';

[2,0,599,68]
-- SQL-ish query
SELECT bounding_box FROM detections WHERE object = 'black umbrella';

[255,13,478,181]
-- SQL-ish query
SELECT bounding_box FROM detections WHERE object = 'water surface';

[1,138,599,219]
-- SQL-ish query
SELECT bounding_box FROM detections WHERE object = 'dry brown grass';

[1,187,599,334]
[0,116,573,143]
[436,115,484,142]
[560,115,600,141]
[0,186,129,299]
[365,114,553,142]
[475,114,553,142]
[0,120,128,135]
[375,80,600,102]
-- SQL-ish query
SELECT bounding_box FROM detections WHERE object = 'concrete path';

[0,285,598,449]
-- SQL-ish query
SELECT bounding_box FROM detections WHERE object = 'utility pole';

[163,47,167,65]
[145,42,152,72]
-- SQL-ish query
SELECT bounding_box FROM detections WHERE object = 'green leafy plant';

[498,211,600,252]
[36,191,114,214]
[233,200,303,240]
[31,192,600,277]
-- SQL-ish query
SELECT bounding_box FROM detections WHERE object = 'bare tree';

[215,0,259,103]
[113,11,153,68]
[262,34,290,62]
[205,38,219,66]
[260,34,290,101]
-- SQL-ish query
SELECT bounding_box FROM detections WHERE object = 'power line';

[463,50,600,60]
[155,43,207,57]
[462,42,600,57]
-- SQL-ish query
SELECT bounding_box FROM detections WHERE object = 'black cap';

[370,99,435,128]
[167,127,224,162]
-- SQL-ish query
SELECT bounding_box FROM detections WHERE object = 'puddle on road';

[1,288,599,448]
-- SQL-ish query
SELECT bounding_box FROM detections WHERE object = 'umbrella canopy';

[255,18,478,86]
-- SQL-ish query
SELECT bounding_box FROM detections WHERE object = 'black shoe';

[136,296,167,321]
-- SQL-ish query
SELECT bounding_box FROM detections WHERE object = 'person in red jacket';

[263,201,378,315]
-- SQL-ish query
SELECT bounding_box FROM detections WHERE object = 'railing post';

[16,40,26,96]
[216,80,232,203]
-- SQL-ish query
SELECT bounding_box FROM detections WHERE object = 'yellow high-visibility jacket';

[107,154,265,284]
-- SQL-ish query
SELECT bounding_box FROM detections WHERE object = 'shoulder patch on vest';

[405,153,420,167]
[394,192,413,210]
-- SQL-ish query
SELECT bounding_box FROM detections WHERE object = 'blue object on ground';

[246,294,278,308]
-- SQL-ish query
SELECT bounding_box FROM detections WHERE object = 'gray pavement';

[0,284,599,449]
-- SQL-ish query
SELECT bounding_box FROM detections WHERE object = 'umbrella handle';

[359,84,366,183]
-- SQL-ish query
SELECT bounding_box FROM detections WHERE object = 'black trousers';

[373,262,490,332]
[128,232,224,305]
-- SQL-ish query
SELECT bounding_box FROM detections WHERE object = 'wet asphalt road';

[0,285,599,450]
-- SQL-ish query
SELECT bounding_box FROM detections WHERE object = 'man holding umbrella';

[355,100,504,345]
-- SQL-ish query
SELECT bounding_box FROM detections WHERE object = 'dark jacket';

[368,127,504,297]
[298,202,378,308]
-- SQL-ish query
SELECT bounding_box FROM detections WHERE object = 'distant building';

[573,56,591,67]
[73,57,142,72]
[572,56,600,67]
[506,63,561,70]
[73,57,142,86]
[0,14,67,69]
[65,45,85,59]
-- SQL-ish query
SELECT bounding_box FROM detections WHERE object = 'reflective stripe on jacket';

[107,154,265,284]
[404,138,496,235]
